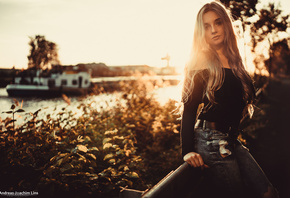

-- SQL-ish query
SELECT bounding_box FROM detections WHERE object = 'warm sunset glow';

[0,0,289,72]
[0,0,202,70]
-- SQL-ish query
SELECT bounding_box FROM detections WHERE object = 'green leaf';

[103,143,113,149]
[76,145,88,153]
[77,135,84,142]
[15,109,25,113]
[118,164,126,170]
[50,131,56,138]
[6,126,14,131]
[60,163,73,173]
[103,154,113,161]
[116,150,124,156]
[102,138,112,144]
[126,172,139,178]
[88,147,99,152]
[50,153,60,162]
[123,166,129,172]
[123,178,133,187]
[3,111,13,114]
[56,158,64,166]
[62,153,72,164]
[104,129,118,135]
[113,136,124,140]
[11,104,16,110]
[108,158,116,165]
[89,175,99,180]
[33,109,41,116]
[126,124,136,128]
[5,119,16,126]
[84,136,91,143]
[77,153,86,162]
[50,156,57,162]
[86,153,96,160]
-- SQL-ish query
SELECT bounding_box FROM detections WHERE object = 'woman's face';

[202,11,225,49]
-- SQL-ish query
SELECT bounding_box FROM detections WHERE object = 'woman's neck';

[215,47,224,57]
[215,48,230,69]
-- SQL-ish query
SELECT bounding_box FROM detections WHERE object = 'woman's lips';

[212,35,220,40]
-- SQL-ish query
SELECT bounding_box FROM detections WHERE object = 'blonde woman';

[180,1,278,198]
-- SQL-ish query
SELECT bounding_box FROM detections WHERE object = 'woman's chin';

[210,42,224,50]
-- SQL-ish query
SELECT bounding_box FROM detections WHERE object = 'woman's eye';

[215,21,222,26]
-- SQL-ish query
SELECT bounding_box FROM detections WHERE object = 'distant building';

[160,66,177,75]
[110,65,177,75]
[109,65,152,75]
[57,63,178,77]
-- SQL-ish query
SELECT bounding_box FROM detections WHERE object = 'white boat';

[6,66,91,97]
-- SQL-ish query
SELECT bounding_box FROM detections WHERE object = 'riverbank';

[0,81,180,126]
[91,75,180,94]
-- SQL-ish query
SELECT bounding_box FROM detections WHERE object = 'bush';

[0,78,181,197]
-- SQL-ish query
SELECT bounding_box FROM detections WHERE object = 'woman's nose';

[211,24,217,34]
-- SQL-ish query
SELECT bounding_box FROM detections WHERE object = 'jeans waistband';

[195,119,238,134]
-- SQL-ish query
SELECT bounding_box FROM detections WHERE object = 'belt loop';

[203,120,206,130]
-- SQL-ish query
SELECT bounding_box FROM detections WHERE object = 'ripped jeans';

[194,127,277,198]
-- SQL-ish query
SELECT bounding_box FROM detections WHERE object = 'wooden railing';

[120,162,203,198]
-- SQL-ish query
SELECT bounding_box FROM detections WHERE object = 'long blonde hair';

[182,1,255,111]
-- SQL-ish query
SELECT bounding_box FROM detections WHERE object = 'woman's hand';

[183,152,209,170]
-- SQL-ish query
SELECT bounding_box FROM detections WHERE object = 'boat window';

[72,79,78,85]
[85,80,88,84]
[48,79,55,88]
[61,79,67,86]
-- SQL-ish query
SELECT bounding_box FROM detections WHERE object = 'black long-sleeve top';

[181,68,246,157]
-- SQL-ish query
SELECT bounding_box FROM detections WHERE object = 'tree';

[250,3,289,76]
[221,0,258,69]
[27,35,60,70]
[221,0,258,26]
[264,38,290,75]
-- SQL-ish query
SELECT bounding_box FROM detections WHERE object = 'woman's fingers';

[184,152,208,169]
[204,164,210,168]
[189,158,197,167]
[197,154,204,167]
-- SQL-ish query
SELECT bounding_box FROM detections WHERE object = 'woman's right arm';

[180,71,208,169]
[181,99,207,168]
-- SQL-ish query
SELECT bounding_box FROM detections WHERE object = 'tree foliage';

[27,35,60,70]
[222,1,289,76]
[221,0,258,23]
[250,3,289,76]
[250,3,289,48]
[264,38,290,75]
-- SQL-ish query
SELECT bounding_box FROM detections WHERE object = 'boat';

[6,66,91,97]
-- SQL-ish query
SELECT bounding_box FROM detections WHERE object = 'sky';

[0,0,289,70]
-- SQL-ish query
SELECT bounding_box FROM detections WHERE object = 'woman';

[180,1,278,198]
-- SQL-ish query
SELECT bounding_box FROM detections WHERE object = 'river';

[0,84,181,125]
